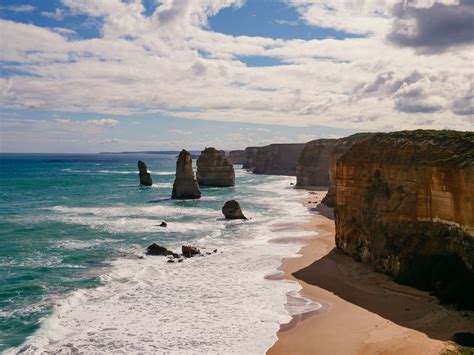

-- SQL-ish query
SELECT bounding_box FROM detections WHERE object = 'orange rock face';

[334,130,474,308]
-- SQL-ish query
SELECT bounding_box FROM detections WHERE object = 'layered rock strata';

[253,144,305,176]
[196,147,235,187]
[334,130,474,308]
[171,150,201,199]
[138,160,153,186]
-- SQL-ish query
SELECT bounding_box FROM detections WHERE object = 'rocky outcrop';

[321,133,374,207]
[253,144,305,176]
[243,147,260,171]
[196,147,235,187]
[222,200,247,220]
[171,150,201,199]
[182,245,200,257]
[138,160,153,186]
[228,150,246,164]
[146,243,178,258]
[334,130,474,308]
[296,139,337,188]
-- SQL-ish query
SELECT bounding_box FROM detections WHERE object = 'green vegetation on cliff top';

[342,129,474,167]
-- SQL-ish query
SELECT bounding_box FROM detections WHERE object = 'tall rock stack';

[138,160,153,186]
[196,147,235,187]
[334,130,474,308]
[171,150,201,199]
[242,147,259,171]
[253,143,305,176]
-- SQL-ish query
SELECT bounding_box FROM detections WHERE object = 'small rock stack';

[138,160,153,186]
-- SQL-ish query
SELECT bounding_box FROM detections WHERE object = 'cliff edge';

[334,130,474,308]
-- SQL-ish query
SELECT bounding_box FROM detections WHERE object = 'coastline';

[268,190,474,355]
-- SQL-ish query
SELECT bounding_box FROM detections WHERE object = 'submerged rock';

[138,160,153,186]
[171,150,201,199]
[146,243,173,256]
[222,200,247,220]
[196,147,235,187]
[182,245,200,257]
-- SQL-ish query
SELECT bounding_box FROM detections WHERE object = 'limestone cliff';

[171,149,201,199]
[253,144,305,176]
[296,139,336,188]
[196,147,235,187]
[334,130,474,308]
[227,150,246,165]
[243,147,260,171]
[321,133,374,207]
[138,160,153,186]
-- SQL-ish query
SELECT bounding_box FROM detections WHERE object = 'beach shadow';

[293,247,474,342]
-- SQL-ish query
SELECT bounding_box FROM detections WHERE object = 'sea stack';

[171,149,201,199]
[334,130,474,308]
[222,200,247,220]
[228,150,246,164]
[196,147,235,187]
[138,160,153,186]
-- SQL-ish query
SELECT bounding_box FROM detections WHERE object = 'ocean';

[0,153,320,353]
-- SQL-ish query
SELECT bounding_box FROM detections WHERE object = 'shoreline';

[268,190,474,355]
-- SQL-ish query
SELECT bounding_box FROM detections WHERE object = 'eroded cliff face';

[196,147,235,187]
[321,133,374,207]
[253,144,305,176]
[243,147,259,171]
[227,150,246,165]
[334,130,474,308]
[296,139,336,187]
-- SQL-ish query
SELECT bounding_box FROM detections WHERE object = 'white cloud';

[0,0,472,132]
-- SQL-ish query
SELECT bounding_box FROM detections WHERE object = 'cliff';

[196,147,235,187]
[253,144,305,176]
[321,133,374,207]
[334,130,474,308]
[171,149,201,199]
[227,150,246,165]
[243,147,260,171]
[296,139,337,188]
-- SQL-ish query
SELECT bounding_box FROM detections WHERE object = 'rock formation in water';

[196,147,235,187]
[253,144,305,176]
[146,243,178,257]
[222,200,247,220]
[138,160,153,186]
[334,130,474,308]
[227,150,246,164]
[243,147,260,171]
[296,139,337,188]
[171,150,201,199]
[182,245,200,257]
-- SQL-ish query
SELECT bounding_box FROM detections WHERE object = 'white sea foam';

[13,175,321,354]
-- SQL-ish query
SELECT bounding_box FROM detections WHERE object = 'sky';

[0,0,473,153]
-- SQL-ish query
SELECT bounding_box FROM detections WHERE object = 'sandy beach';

[268,190,474,355]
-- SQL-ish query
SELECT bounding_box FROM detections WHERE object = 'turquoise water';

[0,153,316,353]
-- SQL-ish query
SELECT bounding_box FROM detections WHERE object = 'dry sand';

[268,191,474,355]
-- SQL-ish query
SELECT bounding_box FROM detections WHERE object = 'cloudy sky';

[0,0,473,152]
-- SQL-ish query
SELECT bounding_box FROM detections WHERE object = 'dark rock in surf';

[146,243,173,256]
[159,221,167,227]
[222,200,247,220]
[182,245,200,257]
[138,160,153,186]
